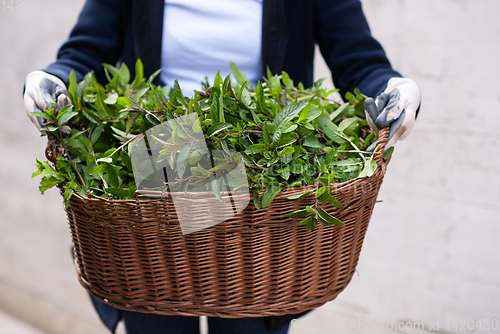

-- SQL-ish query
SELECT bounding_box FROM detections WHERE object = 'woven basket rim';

[73,160,387,204]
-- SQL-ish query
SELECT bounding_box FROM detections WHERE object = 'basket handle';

[374,125,390,166]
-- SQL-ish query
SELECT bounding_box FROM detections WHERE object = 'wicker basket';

[58,127,390,318]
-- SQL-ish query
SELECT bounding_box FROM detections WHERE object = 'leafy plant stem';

[59,135,86,188]
[337,132,366,162]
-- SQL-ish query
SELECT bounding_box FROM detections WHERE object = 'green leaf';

[39,125,58,132]
[145,112,161,126]
[329,103,349,121]
[262,122,272,145]
[106,165,120,188]
[57,109,78,126]
[253,188,261,210]
[120,150,133,171]
[118,62,131,86]
[230,61,248,86]
[305,108,323,122]
[268,75,282,95]
[239,87,252,107]
[90,163,107,175]
[207,123,233,137]
[358,159,377,178]
[300,215,316,232]
[244,143,266,154]
[262,184,281,208]
[303,136,323,148]
[104,93,118,104]
[326,195,344,210]
[148,69,162,83]
[339,117,358,135]
[317,207,344,226]
[284,209,310,218]
[131,59,145,88]
[278,146,294,156]
[276,137,296,148]
[29,111,53,122]
[282,121,298,134]
[211,176,223,203]
[317,116,346,144]
[278,165,290,180]
[176,144,191,178]
[273,102,307,143]
[315,186,332,199]
[286,191,312,200]
[281,71,294,88]
[383,146,395,160]
[39,176,61,194]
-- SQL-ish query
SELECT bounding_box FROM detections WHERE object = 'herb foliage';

[32,60,387,231]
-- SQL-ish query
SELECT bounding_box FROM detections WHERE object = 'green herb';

[32,60,385,231]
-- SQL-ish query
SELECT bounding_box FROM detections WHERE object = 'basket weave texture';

[61,128,390,318]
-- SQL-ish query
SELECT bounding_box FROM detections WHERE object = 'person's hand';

[364,77,421,150]
[23,71,70,132]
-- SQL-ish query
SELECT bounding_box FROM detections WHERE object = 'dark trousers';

[122,311,290,334]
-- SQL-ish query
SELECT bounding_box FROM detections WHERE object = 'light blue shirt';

[161,0,263,96]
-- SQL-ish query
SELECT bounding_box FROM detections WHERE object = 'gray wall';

[1,0,499,333]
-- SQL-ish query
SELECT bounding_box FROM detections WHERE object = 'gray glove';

[23,71,71,131]
[364,77,421,151]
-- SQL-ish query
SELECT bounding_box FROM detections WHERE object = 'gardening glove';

[364,77,421,150]
[23,71,70,132]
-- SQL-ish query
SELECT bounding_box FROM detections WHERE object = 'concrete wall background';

[1,0,499,333]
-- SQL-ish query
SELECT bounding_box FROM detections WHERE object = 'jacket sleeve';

[43,0,125,85]
[314,0,401,98]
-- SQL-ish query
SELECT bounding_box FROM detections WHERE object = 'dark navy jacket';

[49,0,401,332]
[45,0,400,98]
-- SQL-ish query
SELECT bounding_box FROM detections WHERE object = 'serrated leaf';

[317,117,346,144]
[278,165,290,180]
[39,176,61,194]
[273,102,307,143]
